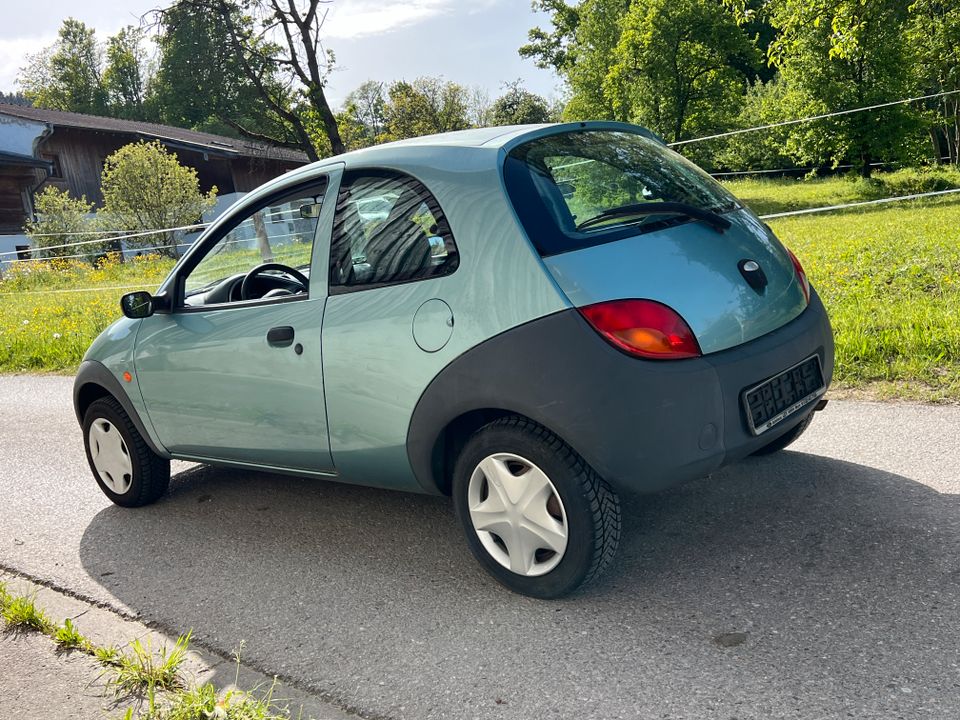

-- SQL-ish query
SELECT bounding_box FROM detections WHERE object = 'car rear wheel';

[751,411,815,456]
[83,396,170,507]
[453,416,621,598]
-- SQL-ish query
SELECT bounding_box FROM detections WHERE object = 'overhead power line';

[670,88,960,147]
[758,187,960,219]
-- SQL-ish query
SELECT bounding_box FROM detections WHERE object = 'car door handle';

[266,326,295,347]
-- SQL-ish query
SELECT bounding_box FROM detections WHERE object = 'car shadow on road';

[78,452,960,718]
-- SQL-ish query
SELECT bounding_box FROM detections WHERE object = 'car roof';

[283,121,661,176]
[231,121,663,215]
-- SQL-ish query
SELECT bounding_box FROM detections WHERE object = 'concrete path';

[0,632,109,720]
[2,375,960,719]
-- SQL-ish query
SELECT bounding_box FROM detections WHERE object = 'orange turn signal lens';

[122,371,132,383]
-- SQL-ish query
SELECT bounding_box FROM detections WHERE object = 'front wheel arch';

[75,382,111,424]
[73,361,169,458]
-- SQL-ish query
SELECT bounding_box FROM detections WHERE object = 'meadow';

[1,168,958,402]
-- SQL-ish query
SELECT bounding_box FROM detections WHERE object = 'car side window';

[182,182,326,308]
[329,171,458,291]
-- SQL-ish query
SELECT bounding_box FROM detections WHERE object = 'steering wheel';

[240,262,309,301]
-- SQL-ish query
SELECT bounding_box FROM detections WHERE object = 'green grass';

[725,165,960,216]
[1,593,55,633]
[0,584,299,719]
[1,169,959,402]
[105,632,191,697]
[127,679,295,720]
[94,644,122,666]
[764,195,960,401]
[0,253,173,372]
[53,618,92,652]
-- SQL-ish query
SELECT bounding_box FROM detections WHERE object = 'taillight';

[579,299,701,360]
[786,248,810,305]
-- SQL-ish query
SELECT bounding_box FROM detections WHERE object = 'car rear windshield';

[502,129,739,257]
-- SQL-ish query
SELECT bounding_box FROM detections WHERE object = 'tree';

[24,187,98,260]
[759,0,925,176]
[18,19,107,114]
[0,92,32,107]
[490,81,554,125]
[908,0,960,163]
[603,0,759,146]
[383,77,472,140]
[157,0,344,159]
[103,27,148,120]
[466,86,494,127]
[520,0,628,120]
[520,0,757,142]
[99,141,217,257]
[338,80,387,149]
[149,1,292,143]
[713,76,794,171]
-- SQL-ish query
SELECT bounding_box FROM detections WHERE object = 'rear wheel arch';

[405,312,609,496]
[426,408,519,495]
[414,406,594,497]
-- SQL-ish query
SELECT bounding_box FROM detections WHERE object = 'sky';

[0,0,562,108]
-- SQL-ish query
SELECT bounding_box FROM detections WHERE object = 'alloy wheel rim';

[467,452,568,577]
[88,419,133,495]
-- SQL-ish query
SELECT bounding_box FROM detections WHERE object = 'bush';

[100,140,216,257]
[879,166,960,196]
[24,187,100,260]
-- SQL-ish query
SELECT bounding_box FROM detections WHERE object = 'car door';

[133,168,341,473]
[321,169,461,490]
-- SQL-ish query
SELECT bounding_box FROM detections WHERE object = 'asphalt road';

[2,375,960,720]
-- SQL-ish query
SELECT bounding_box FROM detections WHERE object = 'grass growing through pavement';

[53,617,92,652]
[105,633,191,697]
[1,592,55,633]
[125,673,293,720]
[0,580,298,719]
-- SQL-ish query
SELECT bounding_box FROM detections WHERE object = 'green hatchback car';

[75,122,833,598]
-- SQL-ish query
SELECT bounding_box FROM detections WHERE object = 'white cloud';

[0,37,54,90]
[323,0,497,39]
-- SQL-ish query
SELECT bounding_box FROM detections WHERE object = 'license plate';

[742,355,825,435]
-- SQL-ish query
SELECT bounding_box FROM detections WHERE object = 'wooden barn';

[0,104,308,262]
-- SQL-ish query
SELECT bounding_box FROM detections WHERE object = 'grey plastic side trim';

[73,360,170,458]
[406,290,833,496]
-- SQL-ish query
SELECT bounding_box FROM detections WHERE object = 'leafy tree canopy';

[490,81,555,125]
[99,141,217,256]
[383,77,472,141]
[19,19,107,115]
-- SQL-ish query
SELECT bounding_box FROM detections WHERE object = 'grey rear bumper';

[408,288,834,494]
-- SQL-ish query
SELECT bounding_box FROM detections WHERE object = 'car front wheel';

[453,416,621,598]
[83,396,170,507]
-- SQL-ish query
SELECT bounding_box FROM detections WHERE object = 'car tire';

[751,411,815,456]
[452,416,621,599]
[83,396,170,508]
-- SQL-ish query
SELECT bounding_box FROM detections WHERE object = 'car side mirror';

[299,202,322,219]
[121,291,154,319]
